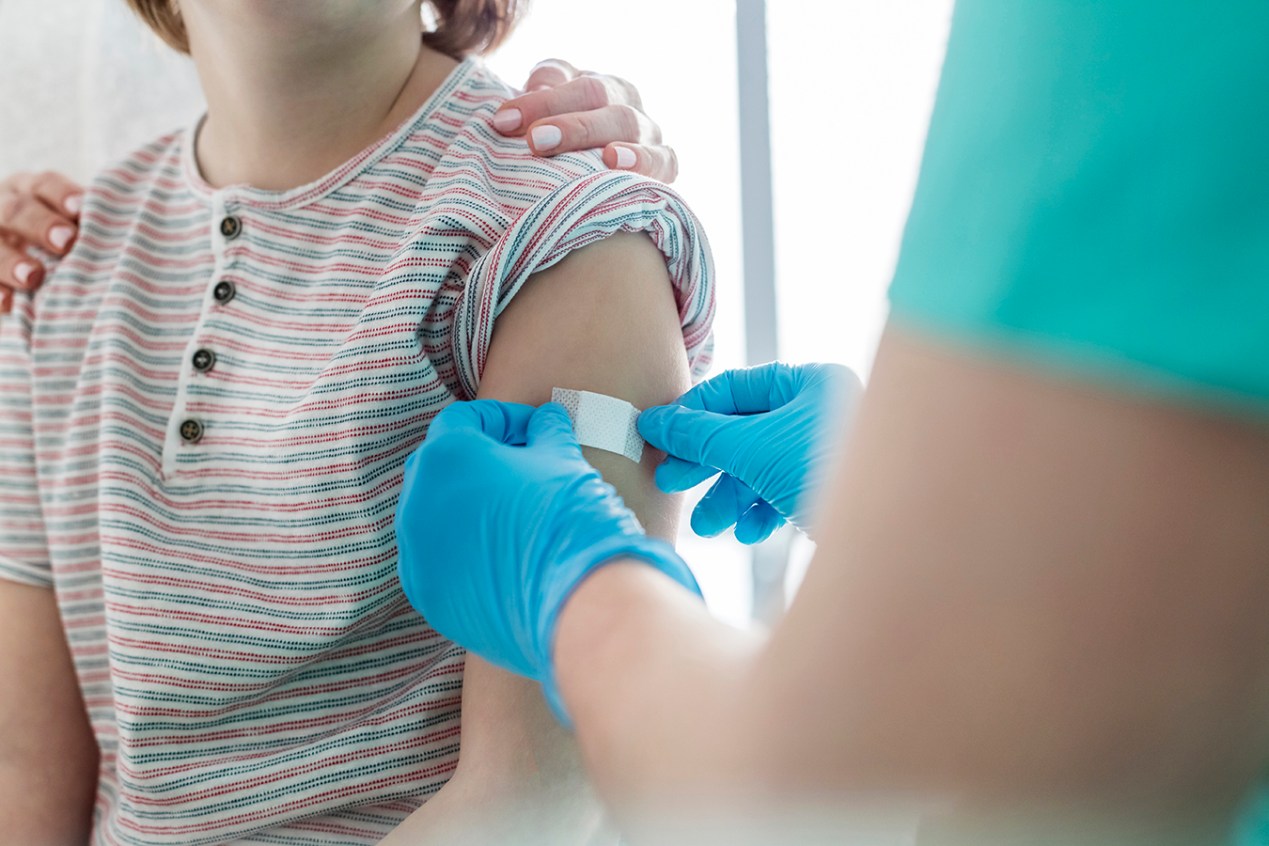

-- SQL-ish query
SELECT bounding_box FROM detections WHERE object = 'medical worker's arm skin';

[383,231,688,842]
[0,581,98,843]
[555,324,1269,823]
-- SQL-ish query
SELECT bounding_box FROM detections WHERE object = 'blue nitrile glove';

[637,362,860,544]
[394,399,701,720]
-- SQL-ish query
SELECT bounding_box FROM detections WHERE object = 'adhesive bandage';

[551,388,645,463]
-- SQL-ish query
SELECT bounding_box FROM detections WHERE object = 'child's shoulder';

[84,128,187,213]
[394,60,614,219]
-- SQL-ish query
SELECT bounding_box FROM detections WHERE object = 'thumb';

[527,402,583,453]
[637,405,741,471]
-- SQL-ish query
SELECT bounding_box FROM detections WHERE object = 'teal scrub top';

[888,1,1269,416]
[888,4,1269,840]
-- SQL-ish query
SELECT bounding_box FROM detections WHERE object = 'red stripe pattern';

[0,58,714,845]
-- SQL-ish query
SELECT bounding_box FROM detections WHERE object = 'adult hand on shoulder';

[0,171,84,314]
[493,58,679,183]
[394,400,699,718]
[638,362,862,544]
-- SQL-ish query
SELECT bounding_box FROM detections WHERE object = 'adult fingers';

[670,362,804,417]
[653,455,718,494]
[689,474,762,539]
[637,404,740,470]
[526,104,661,157]
[527,402,584,454]
[669,370,747,414]
[0,241,44,298]
[5,171,84,220]
[673,364,795,415]
[495,74,612,135]
[522,58,580,93]
[0,189,78,255]
[427,399,536,444]
[603,143,679,183]
[733,501,784,545]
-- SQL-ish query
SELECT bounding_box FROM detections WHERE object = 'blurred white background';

[492,1,954,624]
[0,0,955,626]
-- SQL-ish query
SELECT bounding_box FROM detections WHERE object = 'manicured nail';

[614,146,638,169]
[493,108,522,132]
[531,125,563,151]
[64,194,83,215]
[49,225,75,251]
[13,261,40,289]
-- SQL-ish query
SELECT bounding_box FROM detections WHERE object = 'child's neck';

[184,3,458,191]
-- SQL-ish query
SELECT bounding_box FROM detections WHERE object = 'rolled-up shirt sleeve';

[439,170,715,401]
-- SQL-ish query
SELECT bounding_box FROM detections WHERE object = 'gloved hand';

[394,400,700,719]
[637,362,860,544]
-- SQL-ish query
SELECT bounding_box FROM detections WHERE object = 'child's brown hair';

[125,0,523,57]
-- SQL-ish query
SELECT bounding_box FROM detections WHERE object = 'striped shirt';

[0,57,714,845]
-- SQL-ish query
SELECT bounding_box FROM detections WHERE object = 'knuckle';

[34,170,59,193]
[614,104,641,139]
[617,77,642,107]
[577,75,609,109]
[540,57,575,76]
[568,116,596,149]
[6,171,34,195]
[529,58,573,86]
[0,192,20,221]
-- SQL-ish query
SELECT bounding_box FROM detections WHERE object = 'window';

[490,0,954,623]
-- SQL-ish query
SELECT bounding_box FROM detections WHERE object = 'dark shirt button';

[191,348,216,373]
[179,419,203,444]
[219,216,242,240]
[213,280,236,304]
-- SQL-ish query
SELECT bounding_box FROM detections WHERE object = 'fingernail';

[13,261,41,289]
[64,194,83,215]
[614,146,638,169]
[492,108,522,132]
[49,225,75,251]
[531,125,563,151]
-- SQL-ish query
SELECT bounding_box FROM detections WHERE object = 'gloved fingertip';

[654,457,717,494]
[527,401,578,447]
[734,514,778,545]
[653,460,679,494]
[635,405,669,440]
[689,501,733,538]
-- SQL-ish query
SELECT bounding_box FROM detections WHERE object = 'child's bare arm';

[0,580,98,842]
[383,231,689,841]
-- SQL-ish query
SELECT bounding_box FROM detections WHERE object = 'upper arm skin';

[0,580,98,843]
[457,232,690,801]
[477,230,691,538]
[754,323,1269,806]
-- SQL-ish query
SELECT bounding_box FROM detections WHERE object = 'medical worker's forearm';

[556,325,1269,826]
[554,562,767,803]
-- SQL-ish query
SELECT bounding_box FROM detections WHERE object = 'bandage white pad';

[551,388,644,463]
